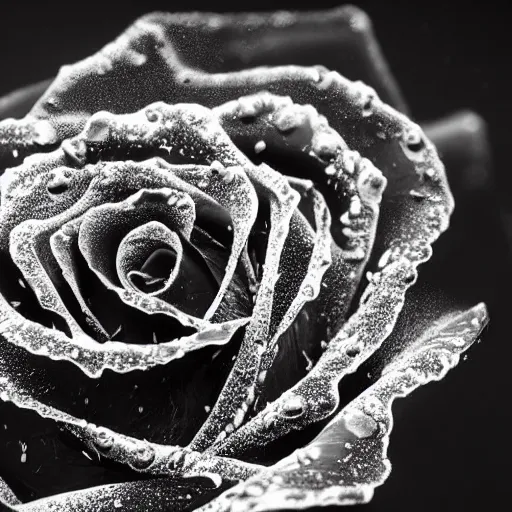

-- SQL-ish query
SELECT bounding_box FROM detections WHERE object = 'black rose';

[0,6,488,511]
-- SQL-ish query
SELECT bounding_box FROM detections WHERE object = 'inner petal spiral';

[117,221,183,296]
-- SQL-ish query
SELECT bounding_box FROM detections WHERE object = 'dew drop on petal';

[33,120,58,146]
[254,140,266,153]
[344,410,378,438]
[281,395,305,418]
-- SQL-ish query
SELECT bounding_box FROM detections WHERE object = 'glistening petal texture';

[196,305,487,511]
[0,5,489,511]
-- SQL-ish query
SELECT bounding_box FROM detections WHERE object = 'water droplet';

[312,132,341,160]
[167,450,186,471]
[167,195,178,206]
[254,140,266,153]
[210,160,224,172]
[45,96,60,111]
[85,115,111,142]
[129,51,147,66]
[61,138,87,166]
[295,449,313,466]
[344,410,378,438]
[409,189,427,200]
[33,121,58,146]
[133,444,155,468]
[281,395,305,418]
[233,408,245,428]
[95,429,114,450]
[342,151,358,174]
[203,472,223,488]
[47,169,71,195]
[274,108,302,132]
[145,109,160,122]
[349,196,362,216]
[302,284,314,298]
[346,345,361,358]
[344,247,365,261]
[424,168,437,180]
[362,96,374,117]
[404,129,425,152]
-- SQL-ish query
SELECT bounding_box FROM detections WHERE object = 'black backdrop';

[0,1,510,511]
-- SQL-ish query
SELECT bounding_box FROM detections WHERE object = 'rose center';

[127,247,178,294]
[116,221,184,297]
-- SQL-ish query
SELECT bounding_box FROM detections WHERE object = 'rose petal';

[0,324,258,500]
[13,478,225,512]
[207,259,414,460]
[196,304,487,511]
[0,477,20,507]
[0,6,405,147]
[215,92,387,361]
[253,184,332,405]
[140,7,407,111]
[1,153,259,376]
[0,401,137,502]
[0,287,248,378]
[0,370,262,482]
[0,79,52,120]
[117,222,184,294]
[200,69,451,457]
[366,110,498,378]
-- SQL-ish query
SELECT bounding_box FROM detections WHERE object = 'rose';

[0,6,488,511]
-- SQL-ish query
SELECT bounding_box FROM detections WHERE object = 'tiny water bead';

[404,129,425,152]
[131,444,155,469]
[84,113,113,142]
[281,395,305,418]
[343,410,378,439]
[254,140,266,153]
[47,169,72,195]
[61,138,87,166]
[32,120,58,146]
[94,429,114,450]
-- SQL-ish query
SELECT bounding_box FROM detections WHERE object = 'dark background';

[0,1,510,511]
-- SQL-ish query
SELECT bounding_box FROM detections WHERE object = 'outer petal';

[12,478,219,512]
[196,304,488,511]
